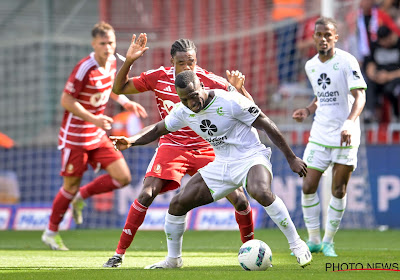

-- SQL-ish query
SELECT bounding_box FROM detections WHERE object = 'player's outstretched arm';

[252,112,307,177]
[292,97,317,122]
[113,33,149,95]
[110,120,169,151]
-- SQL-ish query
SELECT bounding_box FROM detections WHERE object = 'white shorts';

[198,148,273,201]
[303,142,358,172]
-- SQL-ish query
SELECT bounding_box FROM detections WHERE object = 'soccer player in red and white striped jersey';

[42,22,147,251]
[103,34,254,268]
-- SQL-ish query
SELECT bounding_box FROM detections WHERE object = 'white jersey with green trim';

[305,48,367,147]
[165,89,267,161]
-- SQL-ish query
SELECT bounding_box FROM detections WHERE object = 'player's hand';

[340,130,352,146]
[292,108,309,122]
[340,120,353,146]
[288,156,308,177]
[93,115,114,130]
[123,101,148,118]
[226,70,245,91]
[110,136,131,151]
[125,33,149,63]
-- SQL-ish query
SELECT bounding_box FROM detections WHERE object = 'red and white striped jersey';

[58,52,116,150]
[132,66,230,150]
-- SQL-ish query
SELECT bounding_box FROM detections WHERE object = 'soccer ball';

[238,239,272,271]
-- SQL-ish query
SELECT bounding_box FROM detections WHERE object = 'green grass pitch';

[0,229,399,279]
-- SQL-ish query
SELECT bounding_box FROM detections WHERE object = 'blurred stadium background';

[0,0,398,232]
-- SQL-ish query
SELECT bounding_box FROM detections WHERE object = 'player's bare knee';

[120,174,132,186]
[138,189,158,207]
[232,196,249,212]
[302,184,318,194]
[332,186,346,198]
[168,196,188,216]
[250,188,274,207]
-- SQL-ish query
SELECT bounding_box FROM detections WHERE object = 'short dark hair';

[170,39,197,57]
[377,25,392,39]
[175,70,196,89]
[315,17,338,32]
[91,21,114,38]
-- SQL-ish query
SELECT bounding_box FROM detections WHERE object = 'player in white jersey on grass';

[103,34,255,268]
[111,70,313,269]
[292,17,367,257]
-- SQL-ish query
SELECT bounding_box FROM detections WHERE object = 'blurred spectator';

[0,131,14,149]
[357,0,400,66]
[296,15,318,82]
[0,132,19,204]
[272,0,305,83]
[296,15,318,60]
[379,0,400,24]
[365,26,400,123]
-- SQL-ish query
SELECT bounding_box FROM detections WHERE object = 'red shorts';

[60,136,124,177]
[145,145,215,193]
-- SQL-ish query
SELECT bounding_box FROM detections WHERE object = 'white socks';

[45,228,57,236]
[301,192,321,244]
[264,195,300,245]
[323,195,347,244]
[164,212,187,258]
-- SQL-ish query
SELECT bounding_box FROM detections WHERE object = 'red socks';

[235,205,254,243]
[116,199,148,254]
[48,187,75,231]
[80,174,122,199]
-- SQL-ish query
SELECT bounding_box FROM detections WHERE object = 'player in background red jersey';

[103,33,255,268]
[41,22,147,251]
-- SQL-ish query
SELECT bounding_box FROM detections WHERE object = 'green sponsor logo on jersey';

[333,63,339,70]
[216,107,224,116]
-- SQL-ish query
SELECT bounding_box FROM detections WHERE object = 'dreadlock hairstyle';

[170,39,197,57]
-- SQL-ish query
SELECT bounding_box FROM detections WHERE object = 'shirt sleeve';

[132,67,162,92]
[345,55,367,90]
[64,64,88,97]
[229,92,261,126]
[164,104,187,132]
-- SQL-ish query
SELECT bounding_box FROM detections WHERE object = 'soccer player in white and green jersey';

[292,17,367,257]
[111,70,313,269]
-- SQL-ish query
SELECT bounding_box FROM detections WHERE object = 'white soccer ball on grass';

[238,239,272,271]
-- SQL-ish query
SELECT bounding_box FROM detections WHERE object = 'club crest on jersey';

[66,164,74,173]
[200,119,217,136]
[247,106,259,117]
[153,164,162,174]
[333,63,339,70]
[163,100,175,114]
[318,73,331,90]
